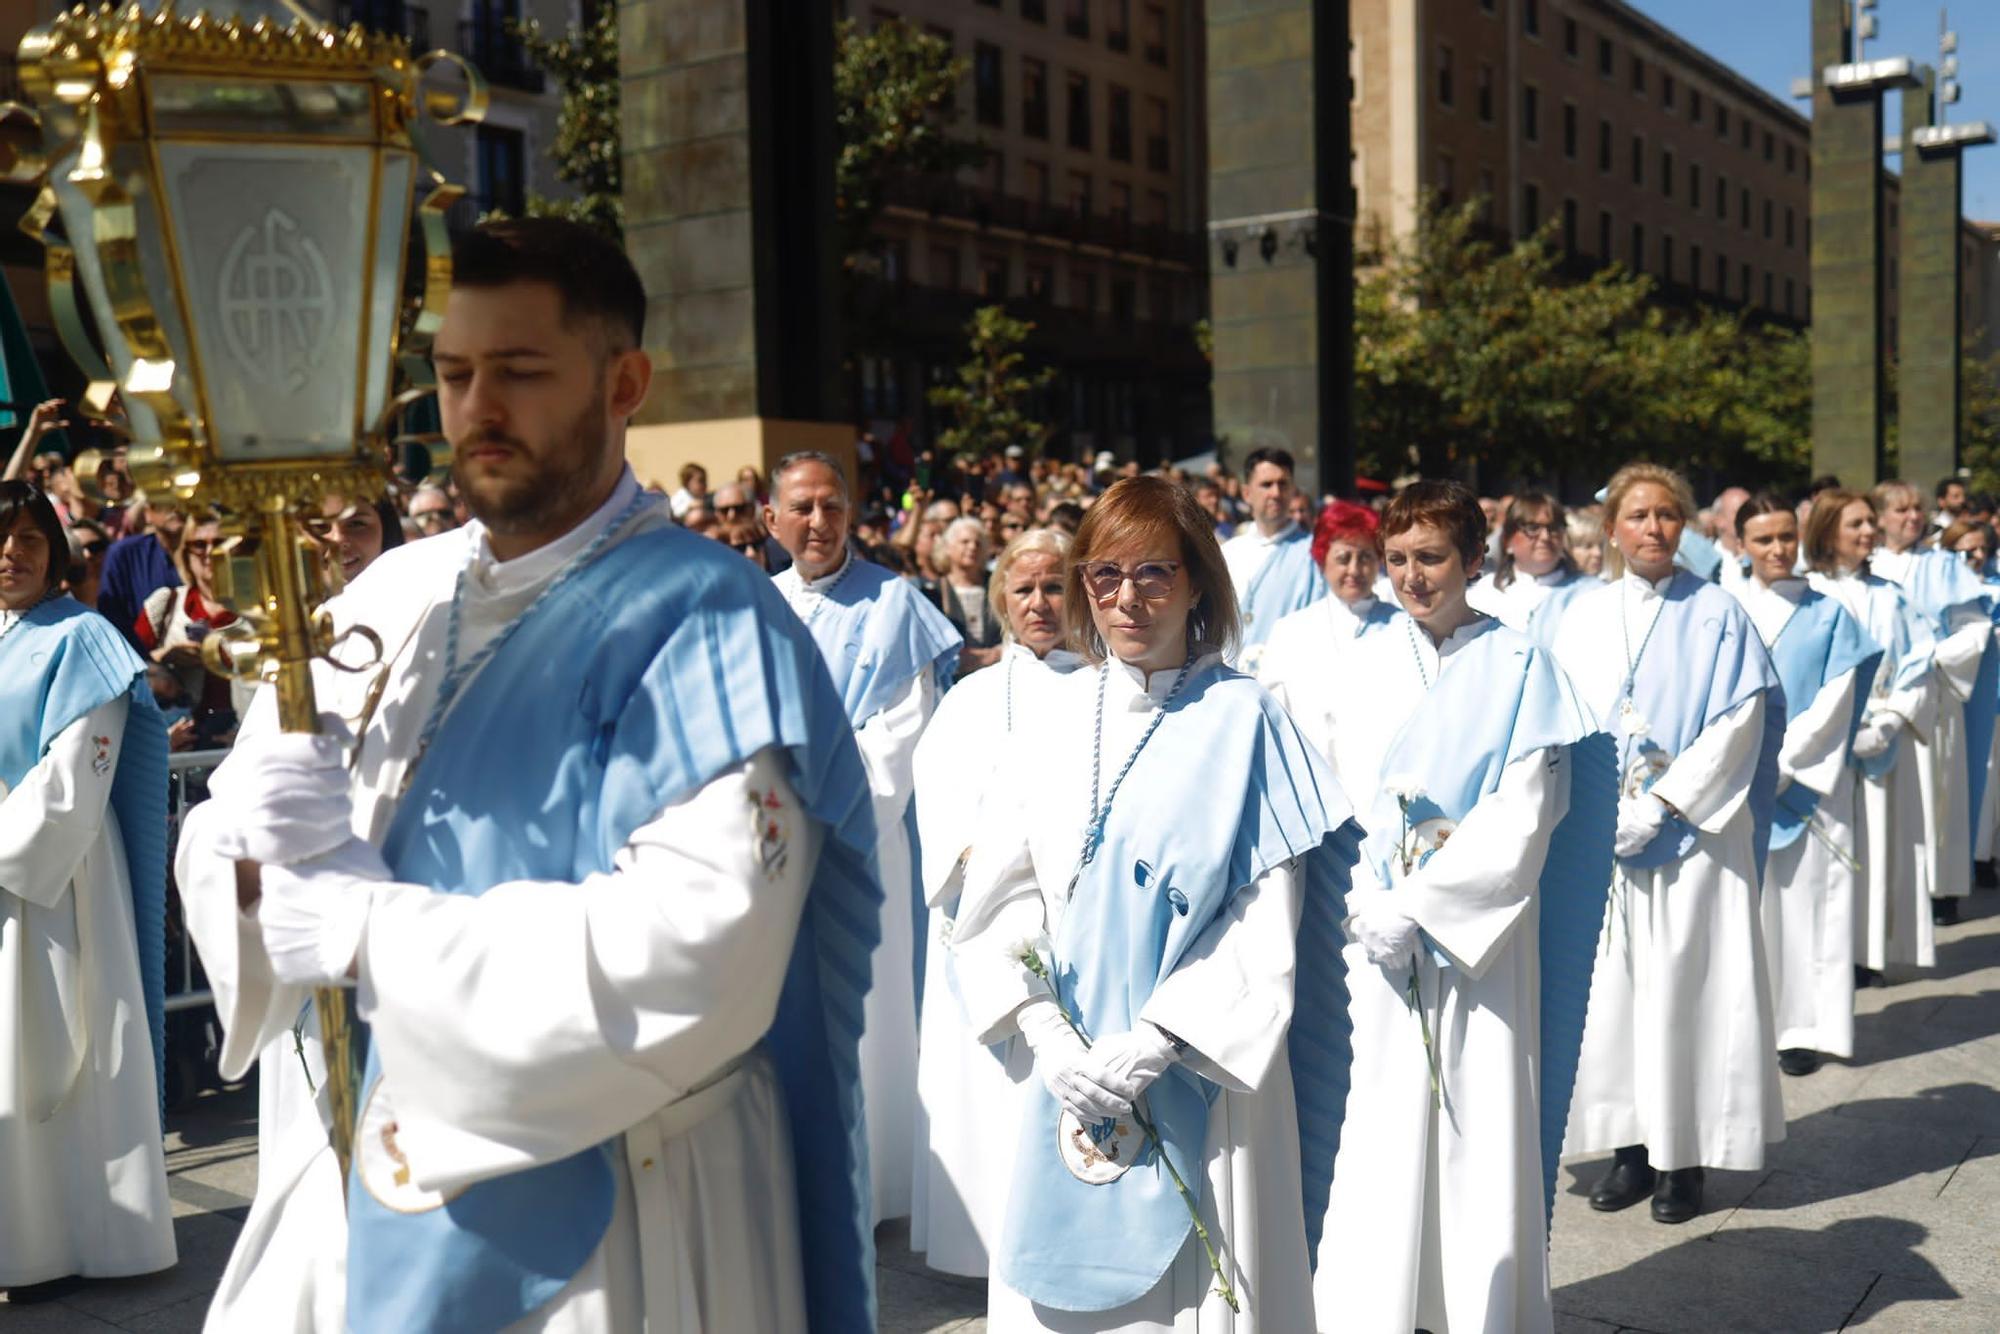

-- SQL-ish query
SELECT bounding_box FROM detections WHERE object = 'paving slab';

[1554,1231,1877,1333]
[1842,1274,1999,1330]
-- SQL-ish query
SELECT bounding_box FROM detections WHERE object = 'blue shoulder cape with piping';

[1763,589,1883,849]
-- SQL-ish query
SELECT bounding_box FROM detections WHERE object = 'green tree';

[1960,349,2000,493]
[834,18,986,258]
[927,305,1055,458]
[511,8,622,240]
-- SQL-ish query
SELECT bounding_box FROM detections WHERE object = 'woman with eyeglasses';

[909,528,1082,1280]
[1312,481,1614,1334]
[1259,500,1408,797]
[1552,463,1786,1227]
[1805,489,1940,982]
[0,480,175,1298]
[1469,493,1603,650]
[136,515,248,751]
[949,477,1360,1330]
[1726,495,1883,1080]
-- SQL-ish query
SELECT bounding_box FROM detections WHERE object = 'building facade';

[843,0,1213,467]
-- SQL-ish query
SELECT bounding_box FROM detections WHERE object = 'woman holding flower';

[1552,462,1786,1226]
[1725,495,1883,1077]
[1313,481,1616,1334]
[950,476,1361,1331]
[1258,500,1409,796]
[909,528,1084,1277]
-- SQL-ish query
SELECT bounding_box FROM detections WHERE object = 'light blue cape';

[1000,662,1361,1311]
[347,526,882,1334]
[1523,570,1604,652]
[797,554,961,727]
[1357,620,1616,1225]
[0,596,168,1115]
[1764,590,1882,849]
[1239,527,1328,650]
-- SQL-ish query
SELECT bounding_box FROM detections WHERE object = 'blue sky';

[1629,0,2000,219]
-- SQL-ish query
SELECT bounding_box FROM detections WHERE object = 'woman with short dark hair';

[1313,480,1615,1334]
[950,476,1359,1329]
[0,480,175,1295]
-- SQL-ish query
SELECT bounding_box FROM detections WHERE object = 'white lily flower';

[1382,774,1427,804]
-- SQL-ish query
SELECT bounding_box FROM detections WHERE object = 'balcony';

[849,274,1203,373]
[460,18,546,94]
[881,174,1203,267]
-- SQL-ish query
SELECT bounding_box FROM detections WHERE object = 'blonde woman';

[1551,463,1785,1226]
[911,529,1081,1278]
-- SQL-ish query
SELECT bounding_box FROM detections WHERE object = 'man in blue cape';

[1221,446,1326,672]
[177,219,880,1333]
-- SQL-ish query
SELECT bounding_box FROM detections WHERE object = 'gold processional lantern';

[2,0,488,1186]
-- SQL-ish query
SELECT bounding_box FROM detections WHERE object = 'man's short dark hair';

[1938,475,1966,500]
[453,218,645,350]
[0,479,72,597]
[1242,446,1296,479]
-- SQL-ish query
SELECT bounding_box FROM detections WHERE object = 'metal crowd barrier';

[165,748,229,1016]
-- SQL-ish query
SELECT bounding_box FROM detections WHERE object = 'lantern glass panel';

[363,149,416,432]
[156,140,376,462]
[148,76,375,137]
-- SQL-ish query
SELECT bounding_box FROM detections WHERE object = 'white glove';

[207,718,357,866]
[1850,715,1901,760]
[256,837,392,987]
[1344,887,1422,968]
[1015,998,1132,1122]
[1614,794,1669,858]
[1075,1023,1181,1107]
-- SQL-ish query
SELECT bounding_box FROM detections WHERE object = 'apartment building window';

[1599,118,1613,172]
[1523,85,1540,143]
[1106,0,1130,53]
[1145,97,1169,171]
[1763,198,1774,240]
[931,245,961,291]
[1631,221,1645,271]
[1023,0,1046,21]
[1026,263,1053,300]
[1785,142,1796,173]
[1109,84,1133,161]
[1689,163,1701,210]
[1690,243,1703,290]
[1523,0,1540,39]
[1563,197,1578,251]
[1631,54,1645,94]
[1717,104,1729,137]
[1764,130,1775,162]
[1072,268,1097,312]
[1785,206,1796,247]
[984,151,1005,194]
[1068,170,1092,215]
[1598,36,1614,78]
[1141,3,1166,65]
[1741,186,1751,230]
[1480,0,1495,12]
[1785,277,1796,316]
[1023,158,1051,205]
[1148,189,1169,224]
[1716,250,1728,295]
[474,124,526,217]
[979,254,1009,299]
[1023,57,1049,138]
[975,42,1004,128]
[1108,180,1133,222]
[1563,17,1578,59]
[1563,102,1578,159]
[1662,73,1675,110]
[1740,117,1752,150]
[1478,63,1495,123]
[1523,181,1541,232]
[1148,279,1172,323]
[1599,208,1614,259]
[1690,88,1703,121]
[1741,261,1752,301]
[1764,270,1774,308]
[1066,71,1091,149]
[1110,276,1136,321]
[1063,0,1088,39]
[1437,44,1455,108]
[1661,234,1674,284]
[1716,172,1728,219]
[1661,147,1674,198]
[1437,151,1456,208]
[1630,133,1643,186]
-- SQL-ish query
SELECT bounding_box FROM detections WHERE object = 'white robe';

[1811,570,1938,971]
[909,643,1078,1277]
[953,653,1317,1333]
[774,557,937,1227]
[1312,619,1571,1334]
[1555,574,1784,1172]
[0,692,176,1287]
[1257,595,1406,798]
[177,474,823,1332]
[1733,580,1862,1058]
[1465,568,1566,634]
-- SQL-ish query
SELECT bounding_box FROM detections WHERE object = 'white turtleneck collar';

[465,466,642,599]
[1620,567,1678,600]
[1246,519,1300,548]
[1006,639,1084,673]
[1740,576,1805,647]
[1105,647,1223,712]
[1326,594,1377,636]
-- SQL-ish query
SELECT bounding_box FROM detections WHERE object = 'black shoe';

[1651,1167,1705,1224]
[3,1276,83,1304]
[1977,860,1998,890]
[1854,964,1887,989]
[1779,1047,1822,1077]
[1589,1145,1657,1212]
[1934,898,1962,927]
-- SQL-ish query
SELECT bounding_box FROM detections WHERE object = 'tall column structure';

[617,0,853,487]
[1897,47,1994,487]
[1809,0,1915,487]
[1205,0,1354,500]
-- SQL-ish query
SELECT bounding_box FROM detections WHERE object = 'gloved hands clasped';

[1016,999,1181,1122]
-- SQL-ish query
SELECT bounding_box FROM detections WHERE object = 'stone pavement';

[10,893,2000,1333]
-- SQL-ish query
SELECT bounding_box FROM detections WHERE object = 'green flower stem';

[1406,966,1443,1112]
[1019,949,1240,1313]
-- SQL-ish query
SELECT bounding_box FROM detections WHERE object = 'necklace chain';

[408,489,651,780]
[798,555,856,626]
[1402,617,1435,691]
[1064,657,1194,898]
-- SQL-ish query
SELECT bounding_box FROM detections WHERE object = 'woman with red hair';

[1260,500,1409,793]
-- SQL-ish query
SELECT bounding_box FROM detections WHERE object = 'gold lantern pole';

[4,1,486,1188]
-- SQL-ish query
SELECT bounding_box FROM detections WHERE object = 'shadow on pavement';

[168,1079,259,1151]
